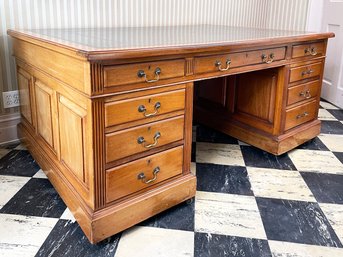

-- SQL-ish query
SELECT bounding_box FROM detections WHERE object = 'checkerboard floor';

[1,100,343,257]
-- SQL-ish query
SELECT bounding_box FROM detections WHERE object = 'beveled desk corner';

[7,25,334,243]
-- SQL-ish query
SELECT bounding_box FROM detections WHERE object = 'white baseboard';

[0,112,21,146]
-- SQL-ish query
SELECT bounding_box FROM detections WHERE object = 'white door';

[321,0,343,108]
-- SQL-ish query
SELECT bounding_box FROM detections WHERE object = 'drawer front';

[285,100,318,131]
[106,116,184,163]
[106,146,183,203]
[292,41,325,59]
[194,47,286,74]
[287,80,320,106]
[104,59,185,87]
[105,89,185,127]
[289,62,322,83]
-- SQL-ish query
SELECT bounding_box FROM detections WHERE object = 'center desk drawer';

[289,62,322,83]
[106,146,183,203]
[285,100,318,131]
[104,59,185,87]
[105,116,184,163]
[105,89,185,127]
[194,47,286,74]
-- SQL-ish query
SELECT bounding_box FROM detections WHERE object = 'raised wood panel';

[58,95,88,186]
[17,69,32,124]
[35,81,54,148]
[196,77,227,108]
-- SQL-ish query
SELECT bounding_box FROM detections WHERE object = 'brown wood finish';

[8,26,334,243]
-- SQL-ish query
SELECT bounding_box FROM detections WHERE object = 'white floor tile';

[32,169,48,179]
[318,134,343,152]
[269,240,343,257]
[190,162,196,175]
[247,167,315,202]
[0,214,58,257]
[196,142,245,166]
[319,203,343,244]
[238,140,250,146]
[318,109,337,121]
[14,144,27,151]
[0,149,10,159]
[60,208,76,222]
[0,175,30,207]
[320,101,339,110]
[195,191,266,239]
[288,149,343,175]
[115,226,194,257]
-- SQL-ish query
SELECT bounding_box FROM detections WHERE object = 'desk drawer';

[106,146,183,203]
[104,59,185,87]
[289,62,322,83]
[194,47,286,74]
[105,89,185,127]
[287,80,320,106]
[292,41,325,59]
[105,116,184,163]
[285,100,318,131]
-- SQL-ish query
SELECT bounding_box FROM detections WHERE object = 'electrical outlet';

[2,90,20,108]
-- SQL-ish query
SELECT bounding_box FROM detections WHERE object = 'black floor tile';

[196,163,253,195]
[194,233,272,257]
[256,197,342,247]
[1,142,20,150]
[321,121,343,135]
[333,152,343,164]
[240,146,296,170]
[0,178,66,218]
[328,109,343,121]
[296,137,329,151]
[196,125,238,144]
[192,142,196,162]
[139,198,194,231]
[0,150,40,177]
[301,172,343,204]
[36,219,120,257]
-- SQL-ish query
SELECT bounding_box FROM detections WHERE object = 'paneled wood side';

[17,68,33,125]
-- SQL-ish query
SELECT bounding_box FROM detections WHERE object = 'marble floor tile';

[196,142,245,166]
[32,169,48,179]
[60,208,75,222]
[0,150,40,177]
[0,149,10,159]
[268,240,343,257]
[115,226,194,257]
[240,146,296,170]
[0,214,58,257]
[195,191,267,239]
[0,175,30,207]
[256,198,342,247]
[14,144,27,151]
[196,163,253,195]
[321,121,343,134]
[288,149,343,174]
[320,101,339,110]
[192,126,197,143]
[0,178,66,218]
[318,134,343,152]
[318,108,337,121]
[301,173,343,204]
[139,198,194,231]
[194,233,272,257]
[190,162,196,175]
[334,152,343,164]
[328,109,343,120]
[320,203,343,244]
[36,219,120,257]
[247,167,315,202]
[196,125,238,144]
[296,137,329,151]
[238,140,250,146]
[191,142,196,162]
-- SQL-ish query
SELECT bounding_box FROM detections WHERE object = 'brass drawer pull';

[304,47,317,56]
[296,112,309,119]
[137,67,161,83]
[299,90,311,99]
[301,69,314,76]
[137,132,161,148]
[138,102,161,117]
[215,59,231,71]
[137,166,160,184]
[261,53,275,64]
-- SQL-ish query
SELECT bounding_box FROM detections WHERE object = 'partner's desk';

[8,26,334,243]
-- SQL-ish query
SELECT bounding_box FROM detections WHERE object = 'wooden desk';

[8,25,334,243]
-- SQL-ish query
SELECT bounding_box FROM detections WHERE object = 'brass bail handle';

[304,47,317,56]
[215,59,231,71]
[137,67,161,83]
[138,102,161,117]
[261,53,275,64]
[137,131,161,148]
[137,166,160,184]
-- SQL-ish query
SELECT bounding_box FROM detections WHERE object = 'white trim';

[306,0,324,31]
[0,112,21,145]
